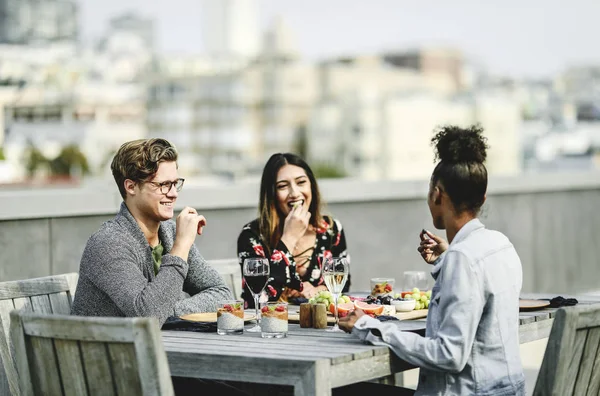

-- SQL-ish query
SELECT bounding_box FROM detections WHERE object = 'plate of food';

[180,312,256,323]
[519,299,551,312]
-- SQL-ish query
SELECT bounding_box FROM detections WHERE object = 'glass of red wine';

[243,257,270,333]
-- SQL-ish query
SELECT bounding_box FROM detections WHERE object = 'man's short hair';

[111,138,178,199]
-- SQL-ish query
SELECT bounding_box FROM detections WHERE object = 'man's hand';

[418,229,448,264]
[171,207,207,262]
[339,308,366,333]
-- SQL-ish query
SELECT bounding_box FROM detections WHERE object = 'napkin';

[546,296,578,308]
[376,315,399,322]
[161,316,217,332]
[289,297,309,305]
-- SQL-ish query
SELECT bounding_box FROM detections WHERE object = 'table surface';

[162,292,600,396]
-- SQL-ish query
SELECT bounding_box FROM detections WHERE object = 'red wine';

[245,275,268,294]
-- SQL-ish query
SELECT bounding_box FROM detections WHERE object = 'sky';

[78,0,600,79]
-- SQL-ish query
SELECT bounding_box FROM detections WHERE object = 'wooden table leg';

[294,360,331,396]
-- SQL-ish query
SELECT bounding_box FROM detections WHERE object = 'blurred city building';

[201,0,260,59]
[0,12,151,182]
[147,17,316,178]
[307,89,521,180]
[2,2,600,185]
[2,87,146,181]
[383,48,466,92]
[0,0,78,44]
[95,13,155,83]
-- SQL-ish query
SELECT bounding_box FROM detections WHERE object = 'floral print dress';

[237,216,350,308]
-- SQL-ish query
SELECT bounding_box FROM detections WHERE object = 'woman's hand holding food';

[280,202,311,251]
[417,229,448,264]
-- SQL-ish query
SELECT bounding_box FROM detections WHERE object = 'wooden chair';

[0,273,78,396]
[533,304,600,395]
[207,258,243,300]
[10,311,174,396]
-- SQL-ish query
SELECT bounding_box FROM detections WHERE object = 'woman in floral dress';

[237,153,350,308]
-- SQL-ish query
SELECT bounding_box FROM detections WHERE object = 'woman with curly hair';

[237,153,350,308]
[340,126,526,396]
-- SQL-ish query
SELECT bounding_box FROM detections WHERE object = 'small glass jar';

[217,300,244,335]
[260,302,288,338]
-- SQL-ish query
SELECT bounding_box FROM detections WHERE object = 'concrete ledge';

[1,170,599,220]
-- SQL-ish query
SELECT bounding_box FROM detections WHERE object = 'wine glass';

[243,258,270,332]
[403,271,428,292]
[323,256,349,332]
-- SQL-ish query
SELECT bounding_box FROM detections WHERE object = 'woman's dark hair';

[259,153,323,250]
[431,125,489,214]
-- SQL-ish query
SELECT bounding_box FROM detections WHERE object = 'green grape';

[415,302,422,310]
[394,293,401,299]
[308,298,316,304]
[420,295,428,303]
[412,293,421,300]
[424,300,430,309]
[426,290,432,298]
[412,288,420,294]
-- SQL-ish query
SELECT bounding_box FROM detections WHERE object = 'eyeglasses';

[146,178,185,194]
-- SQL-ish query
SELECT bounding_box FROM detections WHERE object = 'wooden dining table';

[162,293,600,396]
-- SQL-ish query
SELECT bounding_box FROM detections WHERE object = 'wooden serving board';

[180,312,255,323]
[519,299,551,312]
[287,309,428,324]
[397,309,428,321]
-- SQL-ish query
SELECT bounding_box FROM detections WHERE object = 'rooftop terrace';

[1,171,599,295]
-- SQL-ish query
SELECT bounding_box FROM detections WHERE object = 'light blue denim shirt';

[352,219,525,395]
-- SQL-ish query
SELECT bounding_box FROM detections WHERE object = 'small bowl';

[391,298,416,312]
[370,278,395,296]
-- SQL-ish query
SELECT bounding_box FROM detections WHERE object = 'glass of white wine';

[323,256,349,332]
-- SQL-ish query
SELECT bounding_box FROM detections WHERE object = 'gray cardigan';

[71,202,233,325]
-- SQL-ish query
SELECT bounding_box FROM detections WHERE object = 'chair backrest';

[10,311,174,396]
[0,273,79,396]
[533,304,600,396]
[208,258,242,300]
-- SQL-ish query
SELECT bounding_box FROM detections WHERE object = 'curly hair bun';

[431,125,488,164]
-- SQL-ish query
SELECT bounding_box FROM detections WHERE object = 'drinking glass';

[243,258,270,333]
[403,270,428,292]
[323,256,349,332]
[260,302,288,338]
[217,300,244,335]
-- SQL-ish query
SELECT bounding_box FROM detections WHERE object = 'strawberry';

[384,284,392,292]
[275,305,285,312]
[223,304,233,311]
[267,285,277,297]
[261,306,269,313]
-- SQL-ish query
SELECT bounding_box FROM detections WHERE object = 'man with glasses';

[72,138,233,325]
